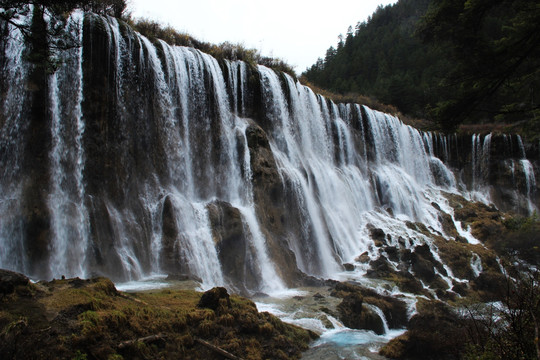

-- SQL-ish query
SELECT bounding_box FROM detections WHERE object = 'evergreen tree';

[303,0,540,133]
[417,0,540,131]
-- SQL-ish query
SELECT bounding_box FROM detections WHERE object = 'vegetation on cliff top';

[0,0,296,77]
[128,18,296,77]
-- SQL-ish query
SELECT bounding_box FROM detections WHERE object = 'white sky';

[129,0,397,72]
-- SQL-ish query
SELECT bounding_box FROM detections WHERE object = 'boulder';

[331,281,408,331]
[368,225,387,246]
[337,291,385,334]
[380,300,467,360]
[0,269,29,296]
[198,287,231,311]
[355,252,371,263]
[366,256,394,278]
[384,246,399,262]
[438,211,459,238]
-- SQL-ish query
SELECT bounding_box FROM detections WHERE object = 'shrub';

[464,270,540,360]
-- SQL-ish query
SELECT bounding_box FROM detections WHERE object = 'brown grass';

[0,277,317,360]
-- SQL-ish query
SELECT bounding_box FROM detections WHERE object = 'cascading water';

[0,12,29,273]
[466,133,538,213]
[0,11,538,294]
[471,133,493,202]
[48,11,89,278]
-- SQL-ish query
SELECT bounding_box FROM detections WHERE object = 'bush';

[464,270,540,360]
[129,18,296,77]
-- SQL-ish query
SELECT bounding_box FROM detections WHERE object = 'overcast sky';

[129,0,397,72]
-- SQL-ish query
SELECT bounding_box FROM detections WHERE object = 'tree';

[417,0,540,132]
[1,0,127,70]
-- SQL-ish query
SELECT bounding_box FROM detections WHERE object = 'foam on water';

[115,275,171,292]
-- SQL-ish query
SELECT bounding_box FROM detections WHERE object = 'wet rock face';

[368,224,387,247]
[18,7,54,279]
[206,200,261,292]
[337,290,385,335]
[159,196,186,275]
[435,134,539,215]
[330,282,408,333]
[245,122,304,287]
[410,244,446,285]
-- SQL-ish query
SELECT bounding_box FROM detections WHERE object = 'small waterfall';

[238,206,285,292]
[520,159,537,213]
[516,135,537,213]
[169,196,224,287]
[48,11,89,278]
[471,133,492,196]
[470,253,483,278]
[366,304,390,335]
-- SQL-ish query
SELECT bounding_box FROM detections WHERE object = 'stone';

[198,287,231,311]
[331,281,408,330]
[343,263,355,271]
[368,225,386,246]
[438,211,459,238]
[337,293,385,335]
[366,256,393,278]
[318,314,334,329]
[380,300,467,359]
[384,246,399,262]
[356,252,371,263]
[0,269,29,296]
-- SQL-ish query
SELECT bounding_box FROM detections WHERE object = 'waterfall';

[48,11,89,278]
[520,159,537,213]
[0,11,30,273]
[0,12,538,289]
[472,134,492,190]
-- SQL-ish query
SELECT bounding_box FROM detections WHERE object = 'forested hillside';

[303,0,540,135]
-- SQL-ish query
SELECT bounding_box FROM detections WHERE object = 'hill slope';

[303,0,540,135]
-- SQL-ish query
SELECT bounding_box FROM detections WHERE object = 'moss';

[380,300,469,359]
[445,193,503,243]
[379,333,409,359]
[0,278,316,360]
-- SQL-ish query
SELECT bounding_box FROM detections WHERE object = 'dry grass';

[0,277,317,360]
